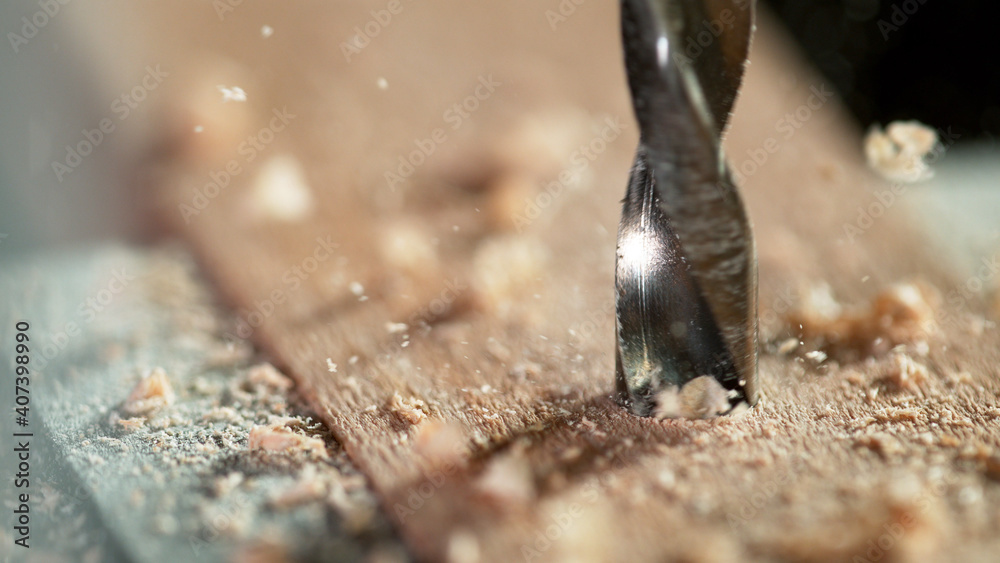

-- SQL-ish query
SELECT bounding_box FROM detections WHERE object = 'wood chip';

[122,368,176,416]
[248,422,328,458]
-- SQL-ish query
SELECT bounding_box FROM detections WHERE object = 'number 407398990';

[14,321,30,422]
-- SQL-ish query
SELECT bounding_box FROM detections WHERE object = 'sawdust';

[472,235,548,314]
[414,420,467,467]
[474,453,535,507]
[787,281,940,361]
[246,363,294,391]
[864,120,939,183]
[944,370,974,388]
[246,154,313,223]
[248,420,329,459]
[386,392,430,425]
[386,322,409,334]
[653,376,732,419]
[212,472,245,498]
[459,109,594,233]
[880,352,931,395]
[218,85,248,103]
[379,221,441,279]
[122,367,176,416]
[112,415,147,432]
[484,173,538,231]
[855,432,905,458]
[446,530,481,563]
[39,247,403,557]
[776,337,800,355]
[268,466,328,510]
[230,542,293,563]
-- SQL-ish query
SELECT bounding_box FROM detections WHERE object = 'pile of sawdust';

[786,281,940,362]
[864,121,939,183]
[248,420,329,459]
[653,376,733,419]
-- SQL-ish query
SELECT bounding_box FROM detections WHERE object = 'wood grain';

[137,3,1000,561]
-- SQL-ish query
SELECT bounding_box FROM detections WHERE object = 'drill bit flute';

[615,0,759,416]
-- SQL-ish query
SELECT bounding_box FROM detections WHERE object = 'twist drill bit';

[615,0,758,417]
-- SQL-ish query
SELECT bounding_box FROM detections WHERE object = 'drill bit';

[615,0,758,417]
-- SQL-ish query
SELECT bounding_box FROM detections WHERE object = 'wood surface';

[127,3,1000,561]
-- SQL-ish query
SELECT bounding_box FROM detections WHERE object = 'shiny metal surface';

[615,0,758,416]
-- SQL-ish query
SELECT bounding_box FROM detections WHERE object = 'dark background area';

[764,0,1000,144]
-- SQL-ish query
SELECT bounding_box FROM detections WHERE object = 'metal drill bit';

[615,0,758,416]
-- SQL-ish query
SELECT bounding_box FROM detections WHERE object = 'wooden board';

[131,3,1000,561]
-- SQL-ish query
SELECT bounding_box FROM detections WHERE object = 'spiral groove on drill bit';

[615,0,759,417]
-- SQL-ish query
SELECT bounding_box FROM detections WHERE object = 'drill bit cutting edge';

[615,0,759,417]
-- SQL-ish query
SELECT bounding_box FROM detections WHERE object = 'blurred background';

[768,0,1000,145]
[0,0,1000,252]
[0,0,997,256]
